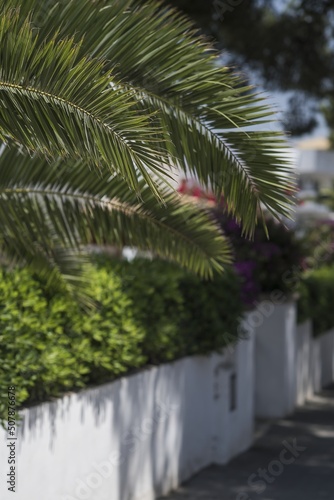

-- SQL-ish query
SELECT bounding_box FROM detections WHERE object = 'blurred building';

[297,137,334,193]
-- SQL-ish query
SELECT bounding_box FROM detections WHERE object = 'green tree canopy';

[164,0,334,138]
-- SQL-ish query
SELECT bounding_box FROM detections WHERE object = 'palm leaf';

[0,197,92,302]
[0,0,295,294]
[0,148,231,284]
[9,0,296,236]
[0,5,172,199]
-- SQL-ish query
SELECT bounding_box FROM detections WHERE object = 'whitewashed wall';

[308,337,321,397]
[318,329,334,387]
[261,314,334,410]
[3,299,334,500]
[295,327,334,400]
[212,317,255,464]
[295,320,312,406]
[254,301,297,418]
[254,304,334,416]
[0,328,255,500]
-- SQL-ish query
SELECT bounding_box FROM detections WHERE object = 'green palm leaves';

[0,0,294,291]
[0,7,169,197]
[0,148,230,281]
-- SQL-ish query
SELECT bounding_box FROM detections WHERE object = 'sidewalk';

[159,385,334,499]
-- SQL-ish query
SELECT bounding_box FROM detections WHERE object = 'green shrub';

[113,258,244,361]
[303,221,334,268]
[0,257,244,422]
[111,259,187,364]
[302,266,334,336]
[178,270,243,354]
[0,265,145,420]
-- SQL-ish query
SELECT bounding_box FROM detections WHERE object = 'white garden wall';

[305,333,321,397]
[212,316,255,464]
[254,301,297,418]
[302,329,334,398]
[318,328,334,387]
[3,298,334,500]
[295,320,312,406]
[0,327,255,500]
[254,308,334,413]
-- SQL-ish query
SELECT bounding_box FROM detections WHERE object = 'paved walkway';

[160,385,334,499]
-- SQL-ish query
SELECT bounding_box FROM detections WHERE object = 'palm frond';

[0,0,296,294]
[0,5,172,198]
[0,148,231,280]
[0,197,92,303]
[10,0,296,236]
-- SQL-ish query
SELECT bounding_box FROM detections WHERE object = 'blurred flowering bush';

[303,220,334,268]
[212,209,306,307]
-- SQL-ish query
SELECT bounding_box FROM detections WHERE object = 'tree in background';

[164,0,334,138]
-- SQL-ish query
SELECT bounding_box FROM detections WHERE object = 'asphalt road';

[159,385,334,500]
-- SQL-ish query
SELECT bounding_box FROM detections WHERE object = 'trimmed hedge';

[0,264,146,421]
[0,257,243,420]
[112,258,243,362]
[297,266,334,335]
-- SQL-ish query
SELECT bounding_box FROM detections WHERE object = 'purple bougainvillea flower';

[321,219,334,227]
[234,260,256,277]
[234,260,260,307]
[253,242,281,258]
[225,218,241,233]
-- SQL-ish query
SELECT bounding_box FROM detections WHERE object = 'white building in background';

[297,137,334,193]
[294,137,334,227]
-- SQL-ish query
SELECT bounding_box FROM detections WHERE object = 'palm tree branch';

[0,148,231,277]
[0,6,172,198]
[7,0,294,235]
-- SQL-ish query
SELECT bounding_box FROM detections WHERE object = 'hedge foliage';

[0,257,243,420]
[298,266,334,336]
